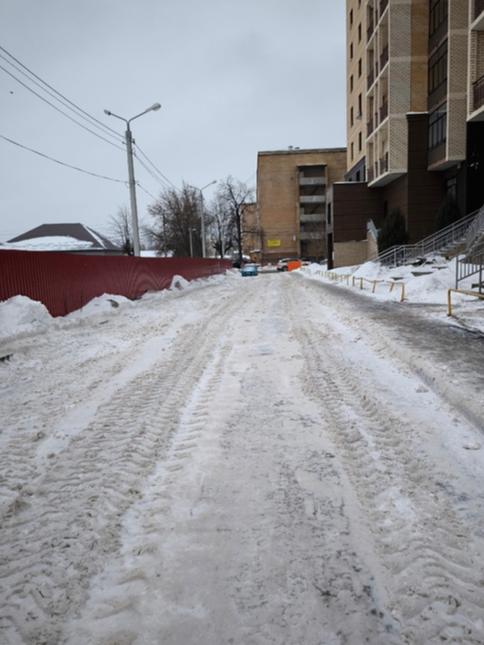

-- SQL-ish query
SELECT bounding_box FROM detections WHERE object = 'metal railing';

[377,209,481,266]
[455,204,484,291]
[473,74,484,112]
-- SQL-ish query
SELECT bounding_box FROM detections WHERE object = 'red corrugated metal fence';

[0,250,231,317]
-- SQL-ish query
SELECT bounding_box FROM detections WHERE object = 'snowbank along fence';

[0,250,231,317]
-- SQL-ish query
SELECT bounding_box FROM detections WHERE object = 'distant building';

[4,223,122,255]
[256,148,347,264]
[241,203,260,262]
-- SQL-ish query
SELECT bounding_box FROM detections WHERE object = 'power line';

[0,63,126,152]
[0,45,122,141]
[137,184,158,201]
[134,155,174,191]
[135,144,178,189]
[0,133,125,183]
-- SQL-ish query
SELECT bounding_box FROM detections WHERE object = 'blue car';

[240,263,259,277]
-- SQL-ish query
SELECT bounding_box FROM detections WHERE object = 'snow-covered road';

[1,272,484,645]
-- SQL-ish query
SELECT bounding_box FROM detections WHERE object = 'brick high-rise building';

[330,0,484,268]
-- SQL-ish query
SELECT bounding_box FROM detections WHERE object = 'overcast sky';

[1,0,346,242]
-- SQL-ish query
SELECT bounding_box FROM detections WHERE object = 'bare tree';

[108,205,133,255]
[146,183,202,257]
[213,177,255,262]
[206,194,235,258]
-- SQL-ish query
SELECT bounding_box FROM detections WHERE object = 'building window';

[358,58,362,77]
[358,93,362,114]
[351,142,354,160]
[428,103,447,149]
[350,75,354,92]
[446,176,457,198]
[428,41,447,93]
[429,0,448,38]
[358,23,362,43]
[351,107,354,127]
[350,43,353,60]
[349,9,353,27]
[358,131,362,151]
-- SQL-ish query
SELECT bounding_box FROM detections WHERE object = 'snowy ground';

[1,260,484,645]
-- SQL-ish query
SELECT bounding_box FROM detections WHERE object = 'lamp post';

[188,180,217,258]
[189,227,197,258]
[104,103,161,257]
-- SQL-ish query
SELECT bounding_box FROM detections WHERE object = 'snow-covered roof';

[4,223,119,251]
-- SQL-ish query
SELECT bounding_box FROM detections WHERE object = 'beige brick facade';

[257,149,346,264]
[346,0,368,174]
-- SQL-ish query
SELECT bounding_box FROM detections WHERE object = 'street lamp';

[188,180,217,258]
[104,103,161,257]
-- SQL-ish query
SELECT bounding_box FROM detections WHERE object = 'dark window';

[349,9,353,27]
[446,176,457,198]
[350,75,354,92]
[358,58,362,77]
[356,170,361,181]
[428,41,447,93]
[351,142,354,160]
[351,106,354,126]
[358,93,362,114]
[358,131,362,151]
[358,23,362,42]
[429,0,448,38]
[428,103,447,149]
[350,43,354,59]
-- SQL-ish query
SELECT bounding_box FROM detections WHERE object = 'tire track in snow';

[0,278,252,645]
[285,279,484,644]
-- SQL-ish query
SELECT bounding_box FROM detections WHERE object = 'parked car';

[276,258,300,272]
[240,263,259,277]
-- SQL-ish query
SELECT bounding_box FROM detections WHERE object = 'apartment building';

[332,0,484,268]
[257,148,346,264]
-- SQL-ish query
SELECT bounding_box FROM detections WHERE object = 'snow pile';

[0,295,52,340]
[67,294,132,320]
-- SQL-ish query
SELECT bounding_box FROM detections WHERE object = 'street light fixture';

[104,103,161,257]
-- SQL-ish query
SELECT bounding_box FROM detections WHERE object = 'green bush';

[377,207,409,254]
[435,193,461,232]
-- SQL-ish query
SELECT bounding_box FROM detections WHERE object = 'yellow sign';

[267,239,281,247]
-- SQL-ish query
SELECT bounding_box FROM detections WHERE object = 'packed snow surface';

[1,262,484,645]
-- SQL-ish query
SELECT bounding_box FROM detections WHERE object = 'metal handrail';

[377,209,481,266]
[448,288,484,316]
[456,244,484,293]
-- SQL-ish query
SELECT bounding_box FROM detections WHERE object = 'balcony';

[380,45,389,71]
[379,100,388,122]
[299,176,326,186]
[300,231,324,241]
[367,19,374,43]
[379,0,388,16]
[379,152,388,175]
[367,165,375,182]
[367,68,375,90]
[367,117,374,137]
[300,195,326,205]
[473,74,484,111]
[300,213,325,223]
[476,0,484,20]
